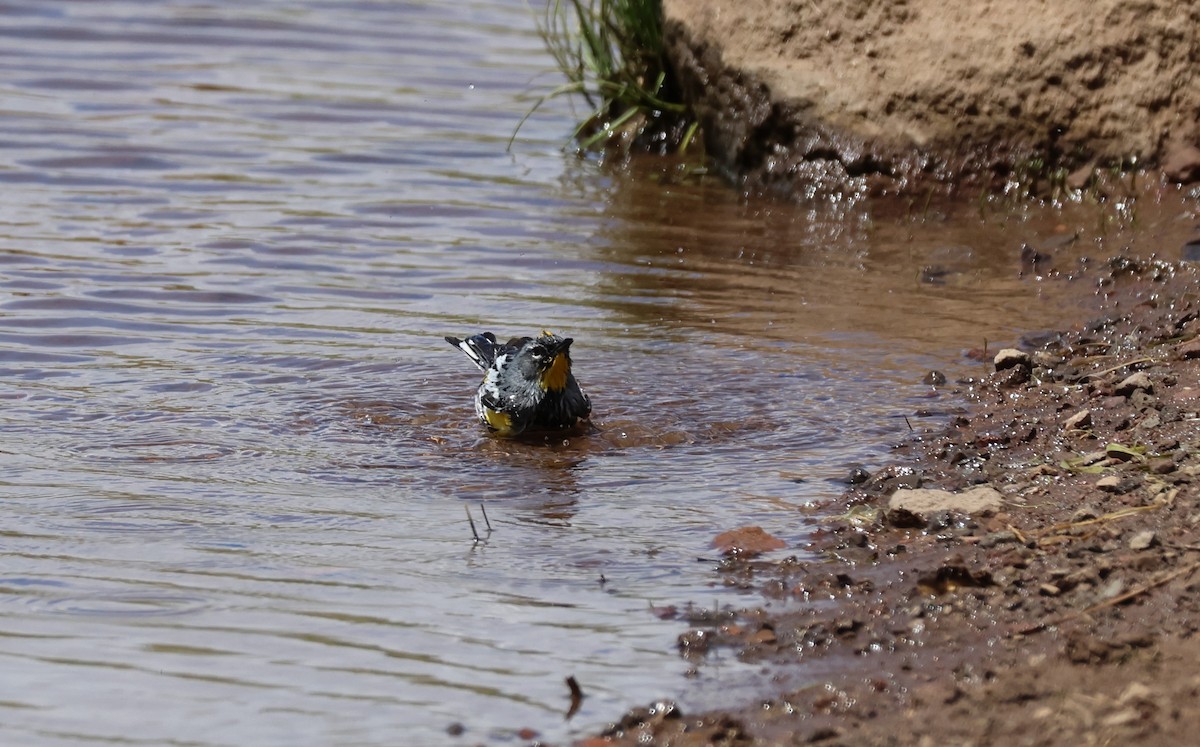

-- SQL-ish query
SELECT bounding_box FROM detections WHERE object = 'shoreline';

[580,257,1200,745]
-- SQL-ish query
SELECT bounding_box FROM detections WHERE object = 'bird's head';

[522,331,573,392]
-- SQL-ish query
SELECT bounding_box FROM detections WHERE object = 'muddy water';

[2,2,1199,746]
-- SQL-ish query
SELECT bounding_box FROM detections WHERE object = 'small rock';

[925,510,970,532]
[888,486,1003,518]
[677,629,710,654]
[1102,395,1128,410]
[1063,409,1092,430]
[1101,709,1141,728]
[994,348,1031,371]
[993,365,1030,387]
[1038,583,1061,596]
[1096,475,1124,493]
[608,701,682,734]
[885,507,926,528]
[864,466,923,494]
[846,465,871,484]
[1115,372,1153,396]
[917,561,993,594]
[978,530,1020,548]
[833,618,862,637]
[1163,140,1200,183]
[1176,338,1200,360]
[1135,411,1161,430]
[1025,463,1060,477]
[1071,506,1100,521]
[1032,349,1063,367]
[1148,456,1176,475]
[712,526,786,557]
[1117,681,1154,706]
[1183,239,1200,263]
[1020,243,1050,269]
[1130,389,1156,411]
[1128,530,1157,551]
[746,626,777,645]
[1098,577,1126,600]
[811,727,845,743]
[1155,435,1181,452]
[923,370,947,386]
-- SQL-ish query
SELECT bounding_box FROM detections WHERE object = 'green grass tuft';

[513,0,699,154]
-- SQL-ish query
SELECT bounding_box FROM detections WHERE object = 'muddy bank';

[580,258,1200,745]
[663,0,1200,198]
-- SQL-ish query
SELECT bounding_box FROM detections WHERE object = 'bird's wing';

[444,332,498,371]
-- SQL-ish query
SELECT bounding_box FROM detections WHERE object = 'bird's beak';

[542,337,572,358]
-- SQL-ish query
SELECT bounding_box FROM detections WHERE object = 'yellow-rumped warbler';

[444,330,592,436]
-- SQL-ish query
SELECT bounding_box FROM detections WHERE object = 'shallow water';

[2,2,1199,745]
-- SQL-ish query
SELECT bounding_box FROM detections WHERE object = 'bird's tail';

[444,332,499,372]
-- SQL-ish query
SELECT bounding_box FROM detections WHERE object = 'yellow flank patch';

[541,352,569,391]
[482,406,513,432]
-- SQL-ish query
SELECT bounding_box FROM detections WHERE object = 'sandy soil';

[662,0,1200,197]
[574,258,1200,745]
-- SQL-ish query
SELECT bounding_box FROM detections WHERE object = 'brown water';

[3,2,1199,745]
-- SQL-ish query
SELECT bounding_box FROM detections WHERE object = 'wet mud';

[580,257,1200,745]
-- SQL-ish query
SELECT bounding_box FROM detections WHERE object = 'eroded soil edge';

[664,0,1200,198]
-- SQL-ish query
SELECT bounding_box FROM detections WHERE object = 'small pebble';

[1118,681,1155,705]
[1128,530,1157,551]
[994,348,1031,371]
[1136,412,1163,431]
[747,627,777,645]
[1096,475,1124,493]
[1063,409,1092,430]
[978,530,1020,548]
[677,629,710,653]
[1115,372,1153,396]
[1148,457,1176,475]
[994,365,1030,387]
[1176,338,1200,360]
[846,465,871,484]
[1098,577,1126,600]
[1130,390,1156,410]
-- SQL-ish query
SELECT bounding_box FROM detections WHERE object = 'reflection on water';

[2,1,1199,745]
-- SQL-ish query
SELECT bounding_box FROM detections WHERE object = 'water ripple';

[40,593,211,618]
[2,1,1190,746]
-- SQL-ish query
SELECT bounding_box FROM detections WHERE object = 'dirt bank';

[663,0,1200,198]
[578,258,1200,745]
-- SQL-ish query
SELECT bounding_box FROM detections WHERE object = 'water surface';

[2,2,1198,745]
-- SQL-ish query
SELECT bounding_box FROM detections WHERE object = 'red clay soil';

[662,0,1200,198]
[578,258,1200,745]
